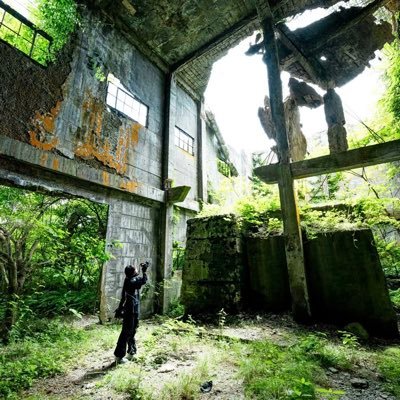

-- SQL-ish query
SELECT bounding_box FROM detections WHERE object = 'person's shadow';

[75,359,120,384]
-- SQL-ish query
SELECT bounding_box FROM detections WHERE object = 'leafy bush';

[389,288,400,310]
[166,299,185,318]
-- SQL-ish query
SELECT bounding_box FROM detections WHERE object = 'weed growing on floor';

[159,359,211,400]
[377,347,400,397]
[0,319,119,399]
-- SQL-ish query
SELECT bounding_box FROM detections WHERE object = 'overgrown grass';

[99,317,219,399]
[377,347,400,397]
[0,318,118,399]
[2,316,400,400]
[237,331,400,400]
[240,339,322,399]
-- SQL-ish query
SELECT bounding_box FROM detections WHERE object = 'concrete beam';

[0,135,165,203]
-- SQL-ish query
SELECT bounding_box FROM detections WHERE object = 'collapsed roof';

[85,0,397,96]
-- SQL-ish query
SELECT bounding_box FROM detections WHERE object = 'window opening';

[175,126,194,155]
[0,0,52,65]
[106,73,149,126]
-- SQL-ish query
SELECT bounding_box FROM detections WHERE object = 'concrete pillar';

[159,73,177,313]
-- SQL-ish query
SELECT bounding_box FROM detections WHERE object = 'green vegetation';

[0,185,109,343]
[2,316,399,399]
[0,0,78,65]
[35,0,78,61]
[0,318,119,399]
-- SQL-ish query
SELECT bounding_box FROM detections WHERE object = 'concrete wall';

[181,215,244,314]
[182,216,398,337]
[245,236,291,311]
[101,200,159,320]
[0,10,165,193]
[172,86,198,202]
[304,229,398,338]
[0,8,199,320]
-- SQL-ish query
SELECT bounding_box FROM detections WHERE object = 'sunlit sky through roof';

[204,7,385,155]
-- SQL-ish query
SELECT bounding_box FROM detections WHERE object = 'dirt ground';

[24,314,399,400]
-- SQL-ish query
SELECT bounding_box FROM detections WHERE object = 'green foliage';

[35,0,78,61]
[166,299,185,318]
[0,320,83,398]
[337,331,360,349]
[159,360,210,400]
[382,40,400,130]
[389,288,400,310]
[172,241,185,271]
[0,9,50,65]
[377,347,400,397]
[0,186,109,338]
[0,319,119,399]
[217,159,231,177]
[0,0,78,65]
[240,339,319,399]
[217,308,227,336]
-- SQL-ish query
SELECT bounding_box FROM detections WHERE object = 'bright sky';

[3,0,37,19]
[204,6,386,156]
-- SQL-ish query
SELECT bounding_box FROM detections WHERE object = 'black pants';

[114,313,139,358]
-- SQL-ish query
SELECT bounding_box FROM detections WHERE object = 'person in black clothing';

[114,262,148,363]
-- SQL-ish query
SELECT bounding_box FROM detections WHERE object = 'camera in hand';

[140,261,150,272]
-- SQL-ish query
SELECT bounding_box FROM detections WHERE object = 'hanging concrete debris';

[324,89,348,153]
[278,3,394,89]
[258,94,308,162]
[288,78,323,109]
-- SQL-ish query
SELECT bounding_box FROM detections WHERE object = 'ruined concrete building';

[0,0,399,322]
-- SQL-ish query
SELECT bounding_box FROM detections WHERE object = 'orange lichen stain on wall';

[102,171,110,186]
[52,158,59,171]
[75,93,142,176]
[39,153,48,167]
[29,101,61,151]
[131,123,140,146]
[120,180,139,193]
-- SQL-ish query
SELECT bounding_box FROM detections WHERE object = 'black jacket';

[118,273,147,315]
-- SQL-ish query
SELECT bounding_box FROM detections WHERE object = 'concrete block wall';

[101,199,159,321]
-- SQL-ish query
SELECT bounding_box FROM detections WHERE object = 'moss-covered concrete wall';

[181,215,244,314]
[304,229,398,338]
[182,216,398,337]
[245,236,291,312]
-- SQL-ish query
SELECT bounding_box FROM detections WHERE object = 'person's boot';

[115,356,128,365]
